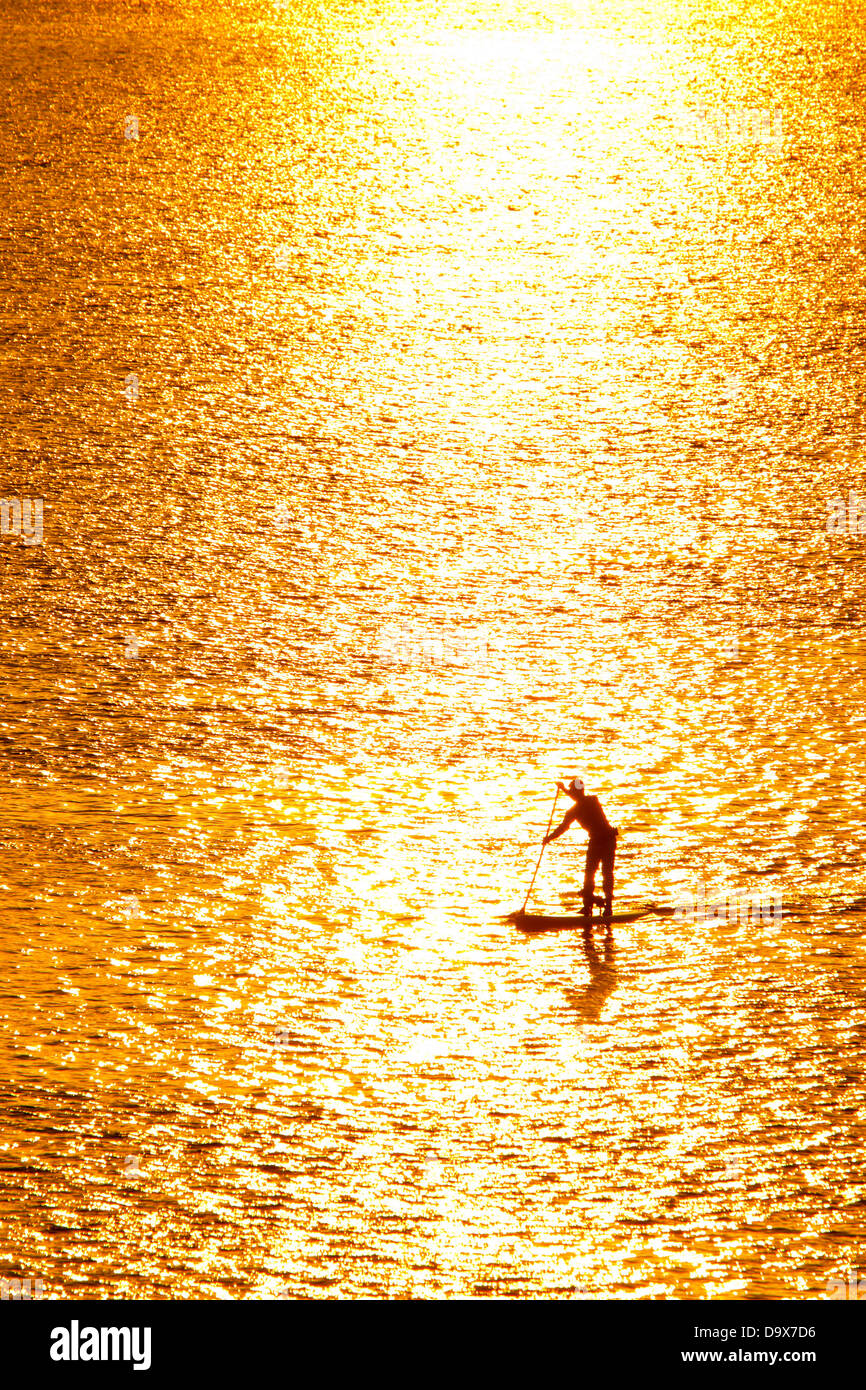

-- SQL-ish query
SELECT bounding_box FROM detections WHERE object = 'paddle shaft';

[521,786,560,914]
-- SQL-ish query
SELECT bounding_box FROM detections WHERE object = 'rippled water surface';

[1,0,865,1299]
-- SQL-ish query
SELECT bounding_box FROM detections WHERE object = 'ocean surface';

[1,0,865,1299]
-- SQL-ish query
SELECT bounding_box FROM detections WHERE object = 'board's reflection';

[565,926,618,1026]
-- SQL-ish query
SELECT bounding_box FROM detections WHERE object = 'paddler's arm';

[543,807,579,844]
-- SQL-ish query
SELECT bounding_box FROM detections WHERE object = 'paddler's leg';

[583,838,601,916]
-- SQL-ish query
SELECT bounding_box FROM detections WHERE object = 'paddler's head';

[569,776,585,800]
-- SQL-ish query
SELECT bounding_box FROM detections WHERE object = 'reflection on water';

[0,0,865,1299]
[565,927,618,1024]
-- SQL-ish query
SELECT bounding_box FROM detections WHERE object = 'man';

[543,777,619,918]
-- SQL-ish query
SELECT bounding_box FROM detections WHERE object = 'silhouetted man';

[543,777,619,918]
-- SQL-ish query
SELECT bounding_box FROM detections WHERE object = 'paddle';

[519,785,560,916]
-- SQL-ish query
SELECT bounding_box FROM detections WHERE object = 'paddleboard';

[510,906,675,932]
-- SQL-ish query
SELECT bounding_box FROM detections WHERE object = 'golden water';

[1,0,865,1298]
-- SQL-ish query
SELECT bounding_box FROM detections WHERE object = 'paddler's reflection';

[565,925,618,1023]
